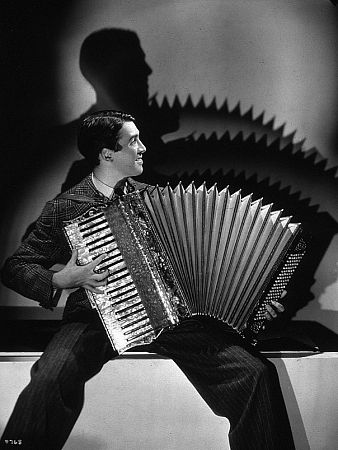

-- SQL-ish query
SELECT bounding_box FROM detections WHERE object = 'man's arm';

[1,200,109,309]
[1,201,66,308]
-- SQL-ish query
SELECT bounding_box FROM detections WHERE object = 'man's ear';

[100,147,114,162]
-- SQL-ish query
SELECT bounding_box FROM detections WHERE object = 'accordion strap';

[57,193,103,204]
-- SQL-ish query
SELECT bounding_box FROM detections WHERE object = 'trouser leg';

[0,321,115,450]
[150,321,295,450]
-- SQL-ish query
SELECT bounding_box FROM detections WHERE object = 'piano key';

[111,291,139,306]
[106,280,134,296]
[88,234,115,249]
[106,275,133,291]
[126,324,154,342]
[123,317,151,334]
[82,222,110,238]
[116,302,144,317]
[108,266,129,280]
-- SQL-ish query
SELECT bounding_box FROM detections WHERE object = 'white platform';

[1,352,338,450]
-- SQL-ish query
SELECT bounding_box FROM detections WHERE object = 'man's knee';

[244,355,278,390]
[29,351,81,392]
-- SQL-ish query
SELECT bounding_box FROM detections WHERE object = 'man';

[1,110,294,450]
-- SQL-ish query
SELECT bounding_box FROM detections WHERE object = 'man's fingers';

[93,270,109,280]
[271,300,284,312]
[265,304,277,319]
[265,300,285,321]
[280,290,287,299]
[70,249,78,264]
[89,254,107,271]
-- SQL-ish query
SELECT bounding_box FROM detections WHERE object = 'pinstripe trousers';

[0,315,295,450]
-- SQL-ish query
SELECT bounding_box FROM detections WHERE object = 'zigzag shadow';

[150,95,306,152]
[149,94,338,176]
[148,130,338,211]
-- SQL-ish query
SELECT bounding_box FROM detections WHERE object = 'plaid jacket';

[1,175,148,309]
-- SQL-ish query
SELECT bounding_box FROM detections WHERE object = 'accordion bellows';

[64,182,305,354]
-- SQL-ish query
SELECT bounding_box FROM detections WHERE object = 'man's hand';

[264,290,287,321]
[52,249,109,294]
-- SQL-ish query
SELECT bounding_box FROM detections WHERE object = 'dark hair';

[77,110,135,166]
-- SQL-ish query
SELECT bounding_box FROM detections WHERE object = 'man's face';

[113,121,146,177]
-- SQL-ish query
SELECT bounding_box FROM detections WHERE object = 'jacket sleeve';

[1,200,69,309]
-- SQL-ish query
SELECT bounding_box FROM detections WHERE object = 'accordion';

[64,182,306,354]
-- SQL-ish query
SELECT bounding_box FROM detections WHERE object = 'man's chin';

[133,166,144,177]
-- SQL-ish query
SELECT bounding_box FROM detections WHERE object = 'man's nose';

[139,140,146,152]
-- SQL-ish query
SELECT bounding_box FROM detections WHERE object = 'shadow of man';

[57,28,179,192]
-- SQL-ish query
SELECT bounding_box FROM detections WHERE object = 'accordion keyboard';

[65,209,157,353]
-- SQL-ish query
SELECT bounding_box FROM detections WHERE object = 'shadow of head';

[79,28,152,110]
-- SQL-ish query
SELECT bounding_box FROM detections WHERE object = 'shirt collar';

[90,173,133,200]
